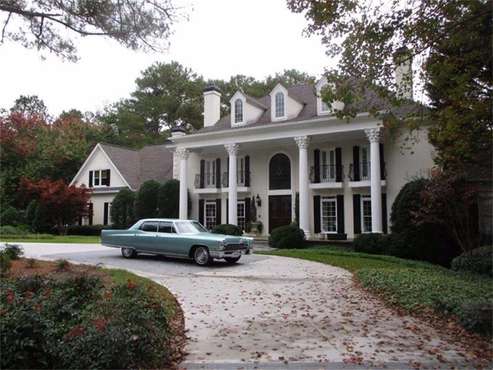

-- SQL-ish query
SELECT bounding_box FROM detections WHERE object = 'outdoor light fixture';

[256,194,261,207]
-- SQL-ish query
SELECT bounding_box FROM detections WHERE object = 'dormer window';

[275,92,285,118]
[234,99,243,123]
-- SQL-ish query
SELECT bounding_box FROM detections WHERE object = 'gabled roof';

[195,82,421,134]
[99,143,174,189]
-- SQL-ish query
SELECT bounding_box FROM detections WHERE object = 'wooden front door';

[269,195,292,233]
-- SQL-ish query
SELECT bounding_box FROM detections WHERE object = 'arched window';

[234,99,243,123]
[269,153,291,189]
[275,92,285,118]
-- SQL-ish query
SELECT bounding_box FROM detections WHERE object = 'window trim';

[361,195,372,233]
[140,221,159,232]
[319,148,337,182]
[320,196,338,234]
[360,145,370,180]
[157,221,176,234]
[204,200,217,230]
[90,169,110,187]
[234,98,244,124]
[237,200,246,231]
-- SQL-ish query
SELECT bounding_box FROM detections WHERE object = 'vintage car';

[101,219,252,266]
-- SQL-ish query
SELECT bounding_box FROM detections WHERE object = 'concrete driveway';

[15,243,480,369]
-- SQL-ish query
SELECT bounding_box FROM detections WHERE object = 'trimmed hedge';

[451,246,493,276]
[0,207,23,226]
[211,224,242,236]
[65,225,106,236]
[353,233,388,254]
[269,223,305,249]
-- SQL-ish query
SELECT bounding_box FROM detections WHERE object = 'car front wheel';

[193,246,211,266]
[121,247,137,259]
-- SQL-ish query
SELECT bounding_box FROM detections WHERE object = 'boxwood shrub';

[353,233,389,254]
[65,224,106,236]
[211,224,243,236]
[269,223,305,249]
[451,246,493,276]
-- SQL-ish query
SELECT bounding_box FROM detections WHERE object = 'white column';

[365,128,383,233]
[177,148,190,220]
[225,143,239,225]
[295,136,310,237]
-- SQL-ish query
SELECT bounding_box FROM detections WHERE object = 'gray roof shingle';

[100,143,173,189]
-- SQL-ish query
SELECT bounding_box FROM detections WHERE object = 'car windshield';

[175,221,208,234]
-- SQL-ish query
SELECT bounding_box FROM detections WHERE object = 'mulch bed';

[7,258,186,369]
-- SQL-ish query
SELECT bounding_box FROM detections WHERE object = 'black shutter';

[379,143,385,180]
[216,158,221,188]
[106,169,111,186]
[216,198,222,226]
[335,147,342,182]
[313,195,321,233]
[244,155,250,187]
[89,171,93,187]
[104,202,109,225]
[382,193,388,234]
[336,195,344,234]
[200,160,205,188]
[88,203,93,226]
[313,149,320,183]
[353,146,360,181]
[245,197,251,226]
[226,198,229,223]
[353,194,361,234]
[198,199,204,225]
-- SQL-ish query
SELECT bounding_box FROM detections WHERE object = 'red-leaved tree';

[414,169,479,253]
[20,178,91,234]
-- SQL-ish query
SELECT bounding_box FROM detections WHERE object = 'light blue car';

[101,219,252,266]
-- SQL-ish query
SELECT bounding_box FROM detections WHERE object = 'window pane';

[158,222,175,233]
[362,197,372,233]
[235,99,243,123]
[94,170,100,186]
[237,202,246,231]
[141,222,158,232]
[205,202,216,229]
[321,198,337,233]
[275,92,284,117]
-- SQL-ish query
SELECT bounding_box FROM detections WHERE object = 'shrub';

[353,233,390,254]
[0,206,23,226]
[451,246,493,276]
[3,244,23,260]
[65,224,105,236]
[211,224,243,236]
[157,179,179,218]
[0,225,29,236]
[55,259,70,272]
[134,180,160,219]
[390,178,460,266]
[269,223,305,249]
[0,252,11,276]
[111,188,136,229]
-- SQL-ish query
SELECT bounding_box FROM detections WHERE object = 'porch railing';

[348,162,386,181]
[195,170,250,188]
[310,165,344,183]
[222,170,249,187]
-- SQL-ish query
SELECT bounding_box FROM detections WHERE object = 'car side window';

[158,222,176,234]
[140,222,158,232]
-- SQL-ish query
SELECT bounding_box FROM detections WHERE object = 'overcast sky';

[0,0,334,116]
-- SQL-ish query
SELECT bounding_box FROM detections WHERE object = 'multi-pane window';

[90,169,110,187]
[275,92,285,118]
[234,99,243,123]
[237,201,246,231]
[238,157,245,185]
[361,146,370,180]
[205,160,216,187]
[361,196,372,233]
[321,197,337,233]
[204,201,217,230]
[321,149,336,182]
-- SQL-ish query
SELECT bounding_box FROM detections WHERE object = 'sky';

[0,0,335,116]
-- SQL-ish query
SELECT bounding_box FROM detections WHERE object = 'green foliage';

[0,273,173,369]
[451,246,493,277]
[211,224,243,236]
[3,244,23,260]
[55,259,70,272]
[10,95,48,118]
[353,233,389,255]
[134,180,160,219]
[157,179,179,218]
[357,268,493,336]
[65,225,105,236]
[0,225,30,236]
[269,223,305,249]
[111,188,136,229]
[0,251,11,276]
[0,206,23,226]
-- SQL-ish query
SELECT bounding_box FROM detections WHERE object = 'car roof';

[139,218,195,222]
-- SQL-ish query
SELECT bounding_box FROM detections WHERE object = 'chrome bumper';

[210,248,251,259]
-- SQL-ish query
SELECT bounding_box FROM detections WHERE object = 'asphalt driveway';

[15,243,478,369]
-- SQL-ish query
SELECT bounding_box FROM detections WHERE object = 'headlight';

[218,240,226,249]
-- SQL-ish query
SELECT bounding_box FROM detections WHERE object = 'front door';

[269,195,292,233]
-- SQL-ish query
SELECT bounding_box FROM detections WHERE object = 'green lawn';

[0,235,100,243]
[261,246,492,336]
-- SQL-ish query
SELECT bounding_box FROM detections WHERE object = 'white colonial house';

[170,66,435,239]
[70,143,174,225]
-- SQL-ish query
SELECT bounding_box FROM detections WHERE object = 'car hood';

[192,233,252,245]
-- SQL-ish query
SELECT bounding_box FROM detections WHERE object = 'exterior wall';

[186,127,435,239]
[72,147,128,188]
[87,193,116,225]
